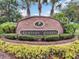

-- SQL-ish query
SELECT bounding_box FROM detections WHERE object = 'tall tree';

[0,0,21,22]
[50,0,58,16]
[63,3,79,22]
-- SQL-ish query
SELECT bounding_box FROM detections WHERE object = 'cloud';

[41,11,50,16]
[32,13,39,16]
[64,0,71,2]
[55,0,71,10]
[19,9,27,17]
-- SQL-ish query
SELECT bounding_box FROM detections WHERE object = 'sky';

[17,0,71,17]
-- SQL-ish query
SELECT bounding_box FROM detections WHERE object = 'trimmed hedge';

[43,34,74,41]
[3,34,74,41]
[60,34,74,40]
[43,35,60,41]
[3,34,17,40]
[18,35,42,41]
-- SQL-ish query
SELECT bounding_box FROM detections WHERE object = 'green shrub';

[53,13,69,25]
[3,34,43,41]
[60,34,74,40]
[75,29,79,35]
[0,26,4,34]
[43,34,74,41]
[64,23,79,34]
[3,34,17,40]
[3,34,74,41]
[0,22,16,33]
[18,35,34,41]
[44,35,60,41]
[18,35,43,41]
[64,24,75,34]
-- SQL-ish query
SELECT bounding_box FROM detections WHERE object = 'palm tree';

[26,0,31,16]
[31,0,42,16]
[24,0,31,16]
[50,0,58,16]
[22,0,59,16]
[38,0,42,16]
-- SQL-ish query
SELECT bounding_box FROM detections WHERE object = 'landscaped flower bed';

[0,39,79,59]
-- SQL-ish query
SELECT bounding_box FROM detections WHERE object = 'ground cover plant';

[0,39,79,59]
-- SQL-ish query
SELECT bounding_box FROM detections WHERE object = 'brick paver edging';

[0,37,76,45]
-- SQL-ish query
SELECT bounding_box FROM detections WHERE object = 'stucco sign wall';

[16,16,63,35]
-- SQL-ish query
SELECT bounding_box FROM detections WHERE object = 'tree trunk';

[26,0,30,17]
[50,5,54,16]
[38,0,42,16]
[27,6,30,16]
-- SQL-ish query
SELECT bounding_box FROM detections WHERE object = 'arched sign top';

[16,16,64,35]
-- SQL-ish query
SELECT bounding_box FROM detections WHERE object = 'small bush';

[60,34,74,40]
[0,22,16,33]
[64,23,79,34]
[3,34,17,40]
[43,35,60,41]
[0,27,4,34]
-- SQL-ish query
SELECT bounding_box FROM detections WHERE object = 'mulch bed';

[0,52,16,59]
[0,37,76,45]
